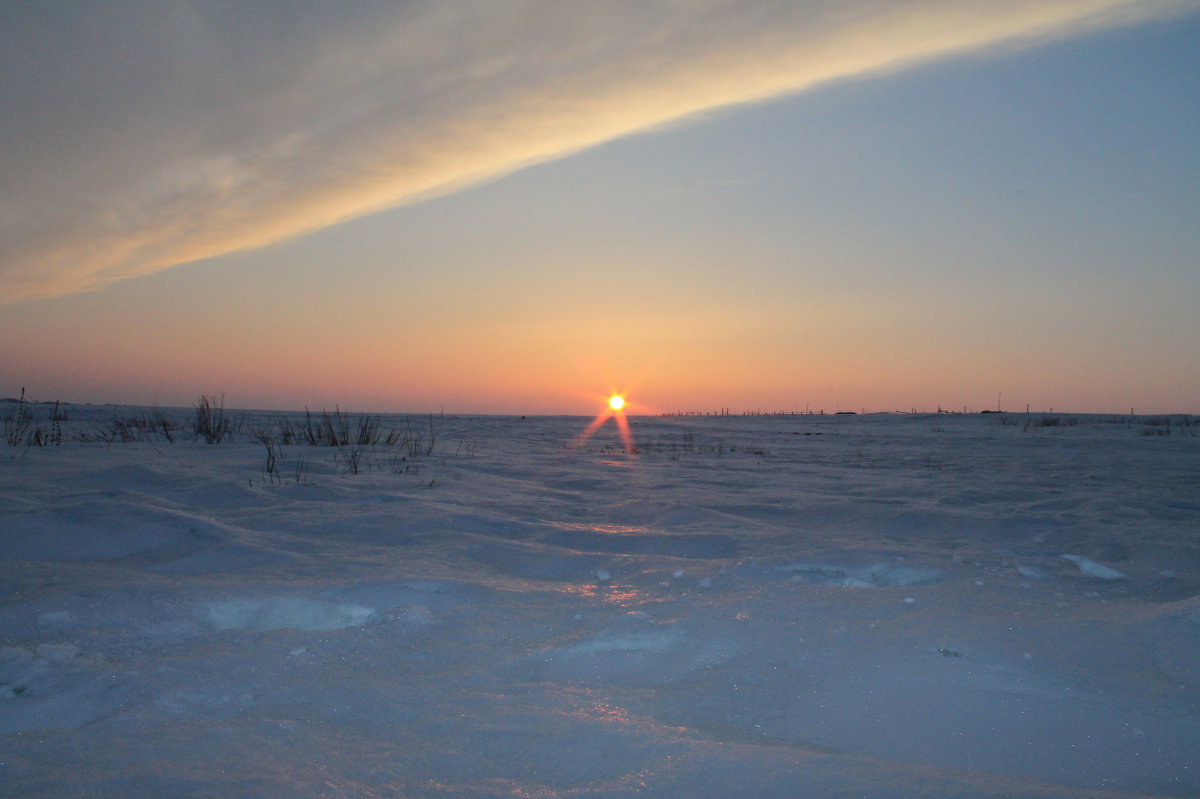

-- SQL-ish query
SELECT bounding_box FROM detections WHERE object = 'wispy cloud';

[1,0,1194,302]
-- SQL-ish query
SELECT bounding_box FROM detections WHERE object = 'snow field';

[1,408,1198,796]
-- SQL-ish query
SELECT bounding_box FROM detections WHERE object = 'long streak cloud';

[1,0,1194,302]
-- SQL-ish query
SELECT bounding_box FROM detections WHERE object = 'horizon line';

[3,394,1194,419]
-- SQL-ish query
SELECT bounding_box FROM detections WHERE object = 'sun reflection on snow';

[584,696,635,725]
[559,583,648,607]
[560,523,647,535]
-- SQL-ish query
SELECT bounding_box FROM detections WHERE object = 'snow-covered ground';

[2,406,1198,797]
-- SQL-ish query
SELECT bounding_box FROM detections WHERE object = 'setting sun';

[573,391,635,452]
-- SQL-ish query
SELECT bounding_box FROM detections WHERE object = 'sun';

[572,391,635,453]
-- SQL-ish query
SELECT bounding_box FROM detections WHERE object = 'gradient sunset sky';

[2,1,1198,415]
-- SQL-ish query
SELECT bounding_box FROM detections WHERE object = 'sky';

[2,0,1198,415]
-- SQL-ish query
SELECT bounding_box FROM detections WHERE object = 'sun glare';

[573,390,635,453]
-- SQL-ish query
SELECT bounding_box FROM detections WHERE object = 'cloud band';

[1,0,1194,302]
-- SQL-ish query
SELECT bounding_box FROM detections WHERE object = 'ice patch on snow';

[566,627,683,656]
[779,560,943,587]
[37,610,73,629]
[531,614,739,686]
[199,598,377,632]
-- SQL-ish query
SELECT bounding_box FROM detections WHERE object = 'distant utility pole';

[997,392,1002,413]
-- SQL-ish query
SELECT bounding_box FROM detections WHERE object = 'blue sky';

[1,2,1197,413]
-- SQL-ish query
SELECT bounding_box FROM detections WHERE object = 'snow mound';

[1060,553,1126,580]
[199,598,377,632]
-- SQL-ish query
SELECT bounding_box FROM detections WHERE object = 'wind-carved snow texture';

[1,408,1199,797]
